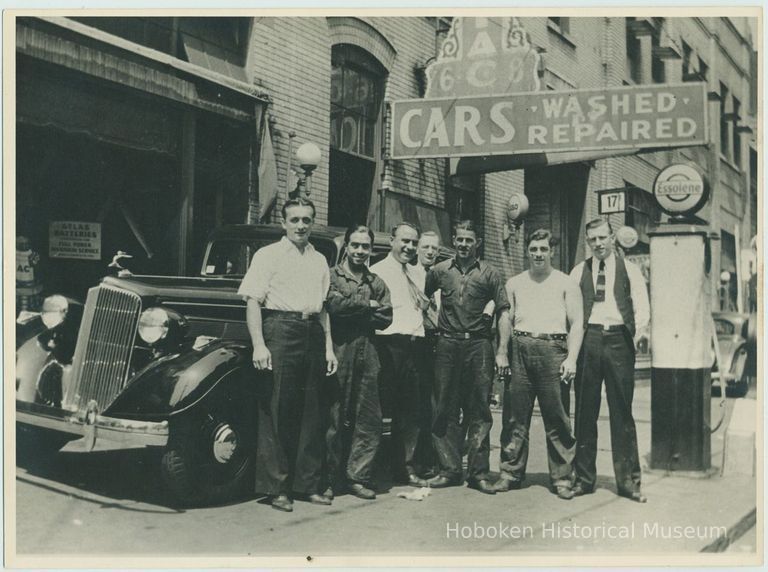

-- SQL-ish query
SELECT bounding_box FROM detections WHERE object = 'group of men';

[238,196,649,513]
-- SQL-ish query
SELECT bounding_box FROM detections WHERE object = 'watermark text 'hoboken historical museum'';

[445,520,727,541]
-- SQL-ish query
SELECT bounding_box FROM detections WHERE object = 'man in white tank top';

[493,229,584,500]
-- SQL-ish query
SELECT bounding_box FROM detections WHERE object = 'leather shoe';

[619,490,647,503]
[492,477,522,493]
[554,485,575,500]
[398,473,428,487]
[572,483,594,497]
[271,494,293,512]
[467,479,496,495]
[348,483,376,500]
[306,493,332,505]
[426,475,460,488]
[322,486,334,500]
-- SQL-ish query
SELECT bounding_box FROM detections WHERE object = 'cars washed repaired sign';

[390,83,708,160]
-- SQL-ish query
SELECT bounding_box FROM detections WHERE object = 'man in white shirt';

[569,218,650,503]
[371,222,429,487]
[238,197,338,513]
[494,229,583,499]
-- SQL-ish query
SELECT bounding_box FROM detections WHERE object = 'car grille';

[63,285,142,413]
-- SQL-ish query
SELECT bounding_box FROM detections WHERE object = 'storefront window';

[328,44,385,227]
[720,230,738,311]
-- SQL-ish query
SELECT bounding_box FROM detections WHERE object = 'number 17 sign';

[597,188,628,215]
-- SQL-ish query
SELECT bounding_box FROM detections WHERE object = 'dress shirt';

[238,236,329,313]
[370,253,425,337]
[425,258,510,335]
[570,253,650,332]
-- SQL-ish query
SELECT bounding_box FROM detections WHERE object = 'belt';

[438,331,490,340]
[262,309,319,321]
[381,333,424,343]
[513,330,567,341]
[586,323,625,332]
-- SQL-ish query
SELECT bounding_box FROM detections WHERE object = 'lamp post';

[290,142,321,199]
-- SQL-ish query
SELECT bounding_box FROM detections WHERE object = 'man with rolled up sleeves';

[425,220,511,495]
[238,197,338,513]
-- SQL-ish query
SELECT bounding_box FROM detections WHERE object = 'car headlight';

[138,308,170,344]
[137,307,188,347]
[41,295,69,329]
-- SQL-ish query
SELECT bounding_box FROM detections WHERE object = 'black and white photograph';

[5,7,762,567]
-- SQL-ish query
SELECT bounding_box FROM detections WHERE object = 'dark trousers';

[377,335,426,479]
[574,327,642,494]
[413,334,438,476]
[499,336,575,486]
[254,315,325,496]
[325,335,382,488]
[432,337,494,482]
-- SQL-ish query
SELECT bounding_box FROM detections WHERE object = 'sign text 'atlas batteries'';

[390,83,707,159]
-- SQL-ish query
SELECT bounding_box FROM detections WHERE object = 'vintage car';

[15,223,452,506]
[711,311,757,397]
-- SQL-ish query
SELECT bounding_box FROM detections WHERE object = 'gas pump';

[648,164,715,472]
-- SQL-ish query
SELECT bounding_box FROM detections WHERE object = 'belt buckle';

[463,332,470,340]
[603,324,611,331]
[531,332,540,339]
[301,312,311,320]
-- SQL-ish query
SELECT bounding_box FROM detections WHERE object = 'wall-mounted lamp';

[289,142,321,199]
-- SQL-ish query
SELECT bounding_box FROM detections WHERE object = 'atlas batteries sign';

[391,83,708,159]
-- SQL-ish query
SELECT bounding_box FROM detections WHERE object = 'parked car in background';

[15,224,453,506]
[711,311,757,398]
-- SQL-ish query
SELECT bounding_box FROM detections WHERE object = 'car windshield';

[202,238,337,278]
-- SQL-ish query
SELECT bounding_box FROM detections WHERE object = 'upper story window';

[330,44,384,160]
[625,20,642,84]
[719,82,730,157]
[548,17,571,35]
[732,96,742,168]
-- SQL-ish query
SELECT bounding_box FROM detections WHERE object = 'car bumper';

[16,401,168,447]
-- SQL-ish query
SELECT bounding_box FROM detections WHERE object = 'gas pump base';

[650,368,711,472]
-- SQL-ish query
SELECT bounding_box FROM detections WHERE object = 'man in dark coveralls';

[425,220,511,494]
[324,225,393,500]
[569,218,650,503]
[239,197,338,513]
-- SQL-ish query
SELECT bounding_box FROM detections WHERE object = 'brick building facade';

[14,15,759,312]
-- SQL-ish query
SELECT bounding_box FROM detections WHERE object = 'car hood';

[101,275,243,304]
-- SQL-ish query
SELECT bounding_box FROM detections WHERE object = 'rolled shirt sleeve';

[489,267,511,314]
[237,248,272,303]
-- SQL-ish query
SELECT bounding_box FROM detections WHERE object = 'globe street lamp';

[291,142,321,199]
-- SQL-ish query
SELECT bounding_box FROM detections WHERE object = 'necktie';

[402,264,430,311]
[594,259,606,302]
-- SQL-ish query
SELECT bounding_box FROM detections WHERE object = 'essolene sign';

[652,163,708,216]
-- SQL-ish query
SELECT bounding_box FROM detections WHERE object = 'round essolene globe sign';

[652,164,709,216]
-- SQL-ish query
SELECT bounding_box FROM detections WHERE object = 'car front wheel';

[161,394,254,507]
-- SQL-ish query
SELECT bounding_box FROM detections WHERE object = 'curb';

[700,507,756,552]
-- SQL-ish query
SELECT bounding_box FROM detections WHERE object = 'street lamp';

[291,142,321,198]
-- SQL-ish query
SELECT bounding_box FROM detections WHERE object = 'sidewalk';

[234,376,756,556]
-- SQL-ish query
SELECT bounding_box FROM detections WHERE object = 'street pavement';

[14,376,758,562]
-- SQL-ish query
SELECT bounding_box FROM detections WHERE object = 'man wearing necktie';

[370,222,430,487]
[569,218,650,503]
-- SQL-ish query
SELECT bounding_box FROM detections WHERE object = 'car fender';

[16,336,53,403]
[105,339,253,420]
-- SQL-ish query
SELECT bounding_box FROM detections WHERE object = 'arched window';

[329,44,386,227]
